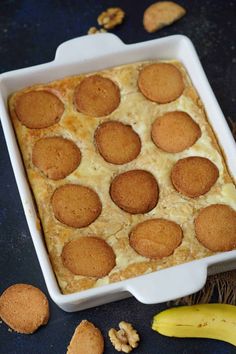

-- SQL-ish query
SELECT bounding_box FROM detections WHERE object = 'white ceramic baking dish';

[1,33,236,312]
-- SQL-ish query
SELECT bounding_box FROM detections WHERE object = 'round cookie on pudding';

[15,90,64,129]
[129,219,183,259]
[152,111,201,153]
[195,204,236,252]
[110,169,159,214]
[138,63,184,103]
[51,184,102,228]
[95,121,141,165]
[62,237,116,277]
[32,136,81,180]
[171,156,219,198]
[74,75,120,117]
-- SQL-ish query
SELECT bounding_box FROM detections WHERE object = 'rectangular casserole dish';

[1,33,236,312]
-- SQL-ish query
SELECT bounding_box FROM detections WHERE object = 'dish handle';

[126,262,207,304]
[55,33,125,63]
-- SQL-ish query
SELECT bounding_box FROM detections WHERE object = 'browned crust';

[204,110,234,184]
[179,63,233,184]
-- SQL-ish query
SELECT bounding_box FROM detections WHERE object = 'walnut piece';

[108,321,140,353]
[97,8,125,30]
[87,27,107,35]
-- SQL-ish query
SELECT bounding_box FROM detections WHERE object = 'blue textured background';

[0,1,236,353]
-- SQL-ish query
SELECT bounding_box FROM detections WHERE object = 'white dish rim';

[0,33,236,312]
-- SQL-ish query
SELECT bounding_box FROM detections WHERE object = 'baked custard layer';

[9,60,236,294]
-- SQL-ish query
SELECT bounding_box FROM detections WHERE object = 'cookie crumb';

[88,27,107,35]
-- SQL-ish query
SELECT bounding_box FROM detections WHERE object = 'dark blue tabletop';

[0,1,236,353]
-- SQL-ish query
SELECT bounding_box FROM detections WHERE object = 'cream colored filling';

[11,60,236,292]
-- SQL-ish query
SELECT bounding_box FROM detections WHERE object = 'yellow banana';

[152,304,236,346]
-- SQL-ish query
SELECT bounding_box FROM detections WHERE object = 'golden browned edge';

[174,62,233,184]
[8,60,235,295]
[201,108,233,184]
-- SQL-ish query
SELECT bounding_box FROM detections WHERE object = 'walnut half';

[97,8,125,30]
[108,321,140,353]
[87,27,107,35]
